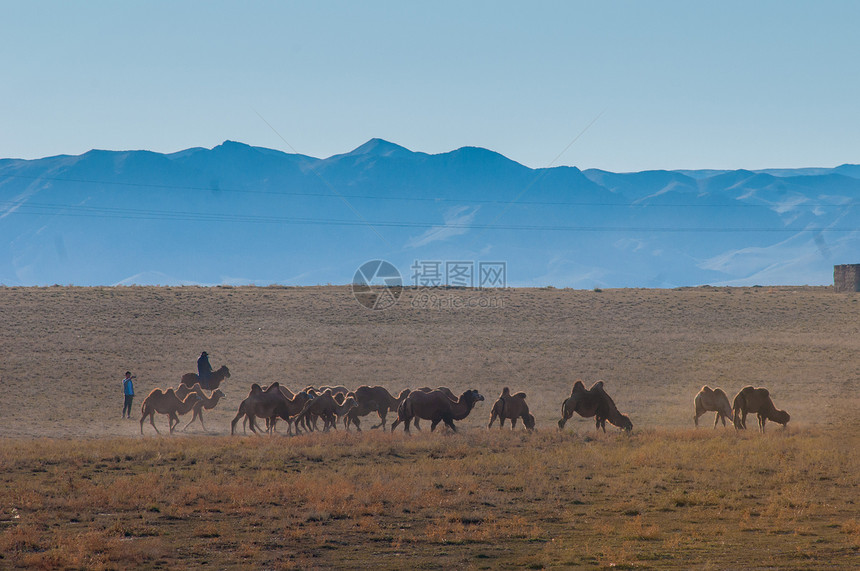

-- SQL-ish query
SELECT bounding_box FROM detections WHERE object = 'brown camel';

[180,365,231,391]
[293,390,357,433]
[488,387,535,431]
[270,391,314,435]
[694,385,733,428]
[732,386,790,432]
[558,380,633,432]
[410,386,458,430]
[344,386,411,431]
[140,389,202,435]
[230,382,287,435]
[391,389,485,433]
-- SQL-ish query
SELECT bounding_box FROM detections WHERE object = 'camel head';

[212,389,225,399]
[773,409,790,426]
[618,414,633,432]
[523,413,536,431]
[466,389,485,404]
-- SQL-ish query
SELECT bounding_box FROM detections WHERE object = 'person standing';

[122,371,135,419]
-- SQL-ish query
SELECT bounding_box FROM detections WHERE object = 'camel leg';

[370,410,386,430]
[430,418,441,432]
[511,417,518,430]
[183,410,199,431]
[488,412,497,429]
[713,413,720,429]
[443,415,457,432]
[149,413,161,435]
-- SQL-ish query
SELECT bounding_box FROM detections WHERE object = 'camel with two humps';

[406,386,458,430]
[173,383,226,432]
[693,385,733,428]
[391,389,484,433]
[344,386,411,432]
[231,383,288,435]
[180,365,231,391]
[488,387,535,431]
[558,380,633,432]
[293,390,357,434]
[140,388,202,435]
[732,386,790,432]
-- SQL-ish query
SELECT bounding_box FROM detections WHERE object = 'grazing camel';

[732,386,790,432]
[391,389,485,433]
[344,386,411,431]
[558,380,633,432]
[694,385,733,428]
[488,387,535,431]
[230,383,287,435]
[293,390,357,433]
[181,365,231,391]
[140,389,202,435]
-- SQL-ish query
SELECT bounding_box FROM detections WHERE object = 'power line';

[2,199,858,233]
[1,173,856,209]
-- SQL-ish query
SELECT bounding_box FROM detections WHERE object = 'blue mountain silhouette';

[0,139,857,287]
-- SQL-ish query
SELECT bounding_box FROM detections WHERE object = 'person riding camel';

[197,351,213,384]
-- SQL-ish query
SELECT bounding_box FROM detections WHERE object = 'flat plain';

[0,285,858,569]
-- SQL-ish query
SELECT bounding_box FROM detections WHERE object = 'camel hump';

[165,388,176,397]
[701,385,713,393]
[513,391,527,400]
[592,380,605,390]
[500,387,511,397]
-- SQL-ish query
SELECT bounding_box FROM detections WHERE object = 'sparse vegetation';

[0,285,858,568]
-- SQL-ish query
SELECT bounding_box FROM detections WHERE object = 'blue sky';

[2,1,858,171]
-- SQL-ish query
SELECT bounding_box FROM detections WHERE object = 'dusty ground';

[0,285,858,437]
[1,285,858,569]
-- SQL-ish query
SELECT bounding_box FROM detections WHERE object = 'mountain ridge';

[0,139,857,288]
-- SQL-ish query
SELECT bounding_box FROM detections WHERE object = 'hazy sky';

[3,1,858,171]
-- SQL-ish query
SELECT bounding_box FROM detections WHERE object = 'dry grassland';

[0,285,858,569]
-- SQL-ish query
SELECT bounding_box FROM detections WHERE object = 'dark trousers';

[122,395,134,418]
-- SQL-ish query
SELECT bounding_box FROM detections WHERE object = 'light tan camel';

[488,387,535,431]
[140,389,202,435]
[732,386,790,432]
[344,386,411,431]
[181,388,225,432]
[558,380,633,432]
[391,389,485,433]
[694,385,733,428]
[293,390,357,433]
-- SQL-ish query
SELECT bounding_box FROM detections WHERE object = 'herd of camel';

[138,366,791,436]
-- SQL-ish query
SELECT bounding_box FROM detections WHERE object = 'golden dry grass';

[0,285,858,568]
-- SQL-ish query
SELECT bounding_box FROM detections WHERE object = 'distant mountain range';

[1,139,858,288]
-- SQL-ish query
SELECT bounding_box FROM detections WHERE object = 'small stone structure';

[834,264,860,292]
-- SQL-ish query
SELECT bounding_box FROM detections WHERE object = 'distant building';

[834,264,860,292]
